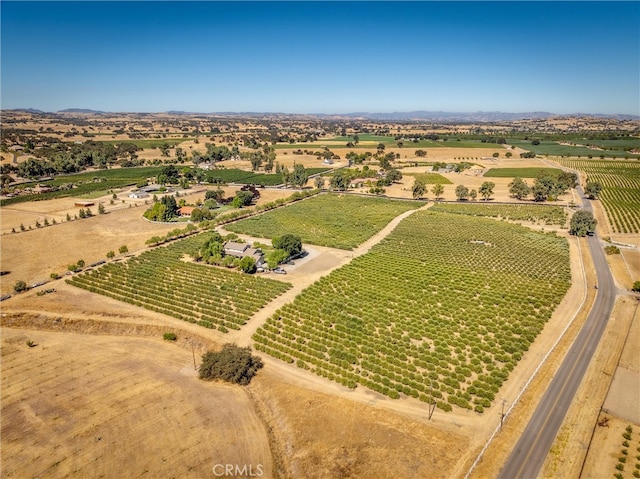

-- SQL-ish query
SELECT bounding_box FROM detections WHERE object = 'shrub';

[605,245,621,255]
[26,340,36,348]
[163,332,177,341]
[13,280,27,292]
[199,344,263,385]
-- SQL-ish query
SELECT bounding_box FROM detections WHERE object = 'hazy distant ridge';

[4,108,639,121]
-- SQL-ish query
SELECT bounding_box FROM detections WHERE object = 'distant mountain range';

[5,108,639,121]
[316,111,640,121]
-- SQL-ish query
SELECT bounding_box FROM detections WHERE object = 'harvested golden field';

[1,328,273,479]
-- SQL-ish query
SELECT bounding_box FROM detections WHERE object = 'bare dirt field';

[248,369,468,479]
[1,328,273,479]
[1,203,177,295]
[581,303,640,478]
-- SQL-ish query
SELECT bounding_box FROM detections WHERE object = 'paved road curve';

[498,189,616,479]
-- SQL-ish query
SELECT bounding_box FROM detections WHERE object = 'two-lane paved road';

[498,188,616,479]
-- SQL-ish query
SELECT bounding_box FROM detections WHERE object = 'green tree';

[13,280,27,292]
[119,245,128,254]
[455,185,469,201]
[249,152,263,171]
[585,181,603,199]
[205,188,225,203]
[509,177,530,200]
[569,210,597,237]
[632,281,640,293]
[557,171,578,190]
[194,207,214,222]
[199,344,263,385]
[98,203,106,214]
[330,172,348,191]
[531,175,557,202]
[386,169,402,183]
[231,190,254,208]
[199,233,224,264]
[239,256,257,274]
[314,176,325,189]
[432,183,444,201]
[290,164,309,189]
[106,250,115,259]
[143,202,167,222]
[479,181,495,201]
[415,150,427,158]
[469,189,478,201]
[273,234,302,257]
[412,179,427,199]
[160,195,179,219]
[158,164,179,184]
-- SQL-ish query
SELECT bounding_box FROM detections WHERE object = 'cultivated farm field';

[483,167,564,178]
[554,158,640,233]
[225,193,422,250]
[429,203,568,226]
[68,233,292,332]
[405,172,453,185]
[254,210,571,412]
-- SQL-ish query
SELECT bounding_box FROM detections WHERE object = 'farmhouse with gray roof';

[223,241,264,267]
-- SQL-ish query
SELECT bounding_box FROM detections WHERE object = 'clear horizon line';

[4,107,640,118]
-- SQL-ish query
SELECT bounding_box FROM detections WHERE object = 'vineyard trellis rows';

[253,211,571,413]
[67,232,292,332]
[225,193,422,250]
[429,203,568,226]
[554,159,640,233]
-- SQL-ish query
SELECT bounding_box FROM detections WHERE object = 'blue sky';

[1,1,638,115]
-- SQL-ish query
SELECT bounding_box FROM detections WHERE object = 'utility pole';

[500,398,507,432]
[428,379,437,420]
